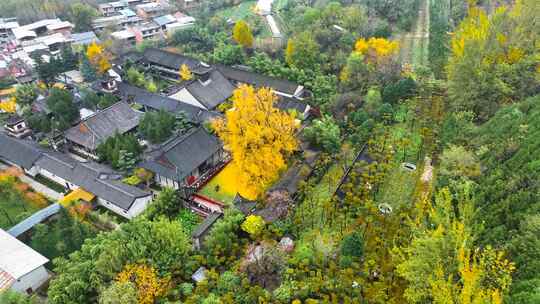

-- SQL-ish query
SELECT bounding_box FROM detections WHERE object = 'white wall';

[97,195,153,219]
[155,174,180,189]
[127,195,153,218]
[10,265,49,293]
[38,168,77,190]
[24,166,39,177]
[97,197,130,218]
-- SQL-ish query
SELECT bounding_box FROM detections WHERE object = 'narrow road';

[397,0,430,68]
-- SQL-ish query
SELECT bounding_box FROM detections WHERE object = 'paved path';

[0,163,64,201]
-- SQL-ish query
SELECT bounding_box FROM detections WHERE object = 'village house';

[0,133,41,177]
[169,69,236,110]
[35,152,153,219]
[136,48,310,117]
[0,133,153,219]
[140,127,225,191]
[141,47,212,80]
[69,31,100,49]
[99,1,129,17]
[3,115,31,139]
[153,12,195,32]
[0,18,19,43]
[136,2,170,19]
[116,82,222,124]
[0,229,49,294]
[11,19,72,43]
[215,64,307,100]
[92,13,143,32]
[64,101,141,158]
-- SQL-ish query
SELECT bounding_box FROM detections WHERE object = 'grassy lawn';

[0,175,49,229]
[216,1,257,20]
[376,164,419,210]
[198,164,239,206]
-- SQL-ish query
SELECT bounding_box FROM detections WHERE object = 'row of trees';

[439,94,540,303]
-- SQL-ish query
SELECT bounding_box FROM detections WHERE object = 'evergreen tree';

[80,55,97,82]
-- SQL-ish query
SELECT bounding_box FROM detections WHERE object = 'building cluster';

[95,0,196,46]
[0,47,311,219]
[0,17,99,82]
[0,0,197,82]
[0,35,314,295]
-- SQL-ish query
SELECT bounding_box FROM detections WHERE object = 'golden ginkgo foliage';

[0,97,16,113]
[397,187,514,304]
[179,64,193,81]
[232,20,254,48]
[354,37,400,62]
[116,264,169,304]
[212,85,298,200]
[86,42,111,76]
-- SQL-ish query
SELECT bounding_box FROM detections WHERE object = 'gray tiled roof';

[0,133,150,211]
[70,31,99,46]
[276,95,309,115]
[140,128,222,181]
[117,82,221,123]
[142,48,211,75]
[216,64,301,96]
[185,70,235,110]
[0,133,42,169]
[65,101,141,150]
[36,152,150,210]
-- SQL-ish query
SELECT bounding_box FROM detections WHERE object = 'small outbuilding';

[0,229,49,294]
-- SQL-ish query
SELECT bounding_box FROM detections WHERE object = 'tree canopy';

[212,85,298,199]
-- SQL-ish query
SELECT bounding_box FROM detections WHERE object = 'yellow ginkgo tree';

[212,85,298,200]
[179,64,193,81]
[0,97,16,113]
[354,37,400,63]
[86,42,111,76]
[116,263,169,304]
[232,20,254,48]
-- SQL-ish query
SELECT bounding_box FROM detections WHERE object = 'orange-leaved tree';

[116,264,169,304]
[86,42,111,76]
[212,85,298,200]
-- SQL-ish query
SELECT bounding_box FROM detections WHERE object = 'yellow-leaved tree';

[354,37,399,63]
[0,97,16,113]
[179,64,193,81]
[212,85,298,200]
[396,186,514,304]
[241,215,265,237]
[86,42,111,76]
[447,0,538,121]
[116,264,169,304]
[232,20,254,48]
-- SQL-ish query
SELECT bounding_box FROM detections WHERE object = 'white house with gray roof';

[0,229,49,294]
[0,133,153,219]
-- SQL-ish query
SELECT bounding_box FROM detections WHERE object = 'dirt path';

[397,0,430,68]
